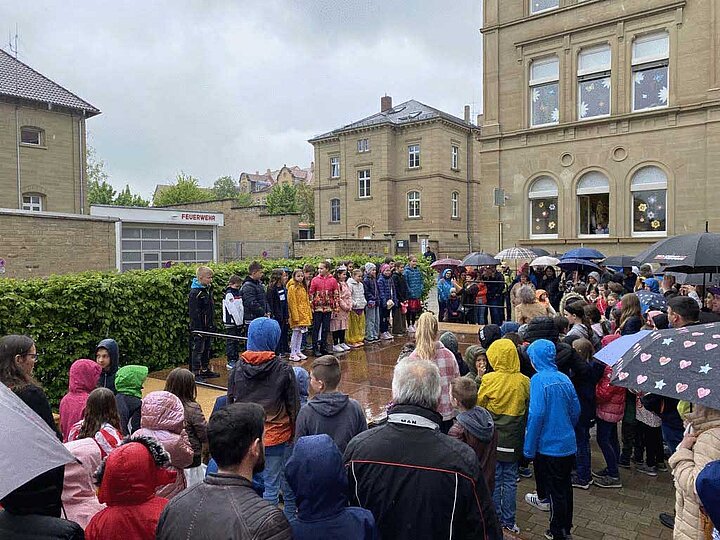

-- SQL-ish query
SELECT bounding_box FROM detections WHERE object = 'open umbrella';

[525,246,552,257]
[430,258,463,274]
[594,330,652,367]
[0,382,76,500]
[495,247,537,261]
[602,255,637,268]
[633,232,720,272]
[636,290,668,312]
[462,252,500,267]
[664,270,720,287]
[557,258,601,272]
[610,322,720,409]
[560,247,605,260]
[530,256,560,268]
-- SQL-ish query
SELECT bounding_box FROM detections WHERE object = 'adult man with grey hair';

[343,359,501,540]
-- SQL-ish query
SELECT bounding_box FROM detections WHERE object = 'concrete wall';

[0,211,116,278]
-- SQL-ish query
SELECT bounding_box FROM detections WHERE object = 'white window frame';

[631,32,670,113]
[631,166,668,237]
[407,191,421,218]
[357,138,369,153]
[20,127,43,146]
[330,198,341,223]
[408,144,421,168]
[22,194,42,211]
[528,176,559,239]
[358,169,371,199]
[576,172,610,238]
[451,191,459,218]
[577,45,612,120]
[451,145,459,169]
[530,0,559,15]
[530,56,560,128]
[330,156,340,178]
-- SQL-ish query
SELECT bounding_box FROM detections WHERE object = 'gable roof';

[309,99,474,142]
[0,49,100,117]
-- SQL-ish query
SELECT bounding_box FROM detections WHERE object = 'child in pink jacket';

[59,359,103,441]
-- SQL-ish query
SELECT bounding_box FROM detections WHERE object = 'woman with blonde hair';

[407,312,460,433]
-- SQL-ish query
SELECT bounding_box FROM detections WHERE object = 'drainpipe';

[15,104,21,208]
[79,111,86,214]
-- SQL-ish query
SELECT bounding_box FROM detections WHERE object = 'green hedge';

[0,255,433,405]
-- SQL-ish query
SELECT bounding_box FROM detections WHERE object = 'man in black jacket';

[241,261,270,323]
[188,266,218,380]
[343,359,502,540]
[156,403,292,540]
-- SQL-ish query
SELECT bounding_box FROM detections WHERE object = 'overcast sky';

[1,1,483,197]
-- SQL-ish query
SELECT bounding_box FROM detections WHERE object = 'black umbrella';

[611,323,720,409]
[603,255,637,268]
[525,246,551,257]
[664,271,720,286]
[557,258,601,272]
[633,232,720,272]
[462,252,500,267]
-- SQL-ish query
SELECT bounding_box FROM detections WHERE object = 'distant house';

[239,163,314,205]
[0,49,100,213]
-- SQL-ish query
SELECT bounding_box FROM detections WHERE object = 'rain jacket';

[60,359,103,440]
[227,317,300,447]
[287,434,378,540]
[524,339,580,458]
[62,438,105,529]
[449,407,498,493]
[295,392,367,453]
[96,338,119,394]
[132,391,194,499]
[182,400,208,467]
[363,273,379,307]
[266,283,289,323]
[404,264,424,299]
[596,364,626,423]
[477,339,530,462]
[348,277,367,310]
[287,278,313,328]
[222,285,244,327]
[309,273,339,312]
[669,406,720,540]
[85,437,176,540]
[331,281,353,331]
[188,277,214,332]
[437,271,454,302]
[696,460,720,537]
[392,271,409,303]
[240,276,268,322]
[114,365,148,435]
[377,273,398,308]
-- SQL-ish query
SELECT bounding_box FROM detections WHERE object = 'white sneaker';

[340,343,351,351]
[380,332,391,340]
[297,352,308,360]
[407,325,416,333]
[332,344,344,353]
[289,354,300,362]
[524,492,550,512]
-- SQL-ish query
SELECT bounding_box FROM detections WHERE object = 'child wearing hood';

[440,331,469,376]
[62,438,106,529]
[477,339,530,535]
[60,358,103,440]
[286,434,378,540]
[437,268,454,322]
[524,339,581,540]
[114,365,148,435]
[96,338,120,393]
[295,355,366,453]
[449,377,497,494]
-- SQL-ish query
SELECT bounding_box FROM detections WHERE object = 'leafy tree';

[266,183,298,214]
[86,145,116,205]
[152,172,211,207]
[115,185,149,207]
[235,192,253,207]
[212,176,238,199]
[296,182,315,224]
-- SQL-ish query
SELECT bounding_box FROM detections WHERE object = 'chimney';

[477,114,484,126]
[464,105,471,123]
[381,95,393,112]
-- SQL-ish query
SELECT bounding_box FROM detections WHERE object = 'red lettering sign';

[180,213,216,222]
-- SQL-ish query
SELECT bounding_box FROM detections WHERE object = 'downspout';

[15,103,21,209]
[79,111,86,214]
[466,128,472,252]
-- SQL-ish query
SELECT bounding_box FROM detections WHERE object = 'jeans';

[365,305,379,340]
[312,311,331,354]
[596,419,620,477]
[475,306,487,325]
[489,304,505,325]
[535,453,574,540]
[492,461,518,527]
[190,335,211,372]
[379,305,391,334]
[224,325,242,366]
[662,422,683,455]
[438,299,448,321]
[574,423,591,483]
[263,443,296,522]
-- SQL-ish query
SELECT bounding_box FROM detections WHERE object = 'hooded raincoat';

[114,365,148,435]
[524,339,580,459]
[477,339,530,462]
[287,278,312,329]
[62,438,105,529]
[60,359,103,440]
[287,434,378,540]
[96,339,119,394]
[449,406,498,493]
[295,392,367,453]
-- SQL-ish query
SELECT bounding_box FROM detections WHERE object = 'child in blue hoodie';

[524,339,580,540]
[286,434,378,540]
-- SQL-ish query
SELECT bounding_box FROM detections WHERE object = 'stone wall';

[0,210,117,278]
[293,239,391,258]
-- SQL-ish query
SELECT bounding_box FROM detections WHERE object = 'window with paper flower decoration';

[632,32,669,112]
[529,175,559,238]
[631,166,667,235]
[530,56,560,127]
[578,45,611,120]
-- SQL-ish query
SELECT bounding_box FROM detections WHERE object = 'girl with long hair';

[618,293,643,335]
[67,387,123,458]
[563,302,600,349]
[288,268,312,361]
[406,312,460,433]
[330,266,353,352]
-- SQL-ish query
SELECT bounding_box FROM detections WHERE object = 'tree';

[296,182,315,224]
[266,183,298,214]
[152,172,212,207]
[212,176,238,199]
[235,192,253,207]
[115,185,149,207]
[86,145,116,205]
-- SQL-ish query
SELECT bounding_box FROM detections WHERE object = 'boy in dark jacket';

[114,365,148,435]
[222,274,244,369]
[188,266,218,380]
[241,261,269,323]
[96,338,120,394]
[295,355,367,453]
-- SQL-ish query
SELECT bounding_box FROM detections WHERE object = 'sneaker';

[524,492,550,512]
[503,523,521,534]
[194,372,206,382]
[340,343,351,351]
[381,332,393,340]
[352,342,365,348]
[659,512,675,529]
[571,473,593,489]
[657,462,668,472]
[289,354,300,362]
[618,457,631,469]
[332,344,344,353]
[591,468,609,479]
[199,369,219,379]
[544,531,554,540]
[226,362,235,370]
[636,464,658,477]
[518,467,533,478]
[594,475,623,488]
[407,325,416,332]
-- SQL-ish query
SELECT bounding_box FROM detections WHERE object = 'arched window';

[577,172,610,236]
[528,176,558,237]
[357,225,372,239]
[451,191,459,218]
[407,191,421,218]
[330,198,340,223]
[22,193,43,211]
[631,166,667,235]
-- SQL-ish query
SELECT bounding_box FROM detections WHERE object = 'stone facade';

[293,239,391,258]
[0,210,116,278]
[480,0,720,255]
[310,98,478,258]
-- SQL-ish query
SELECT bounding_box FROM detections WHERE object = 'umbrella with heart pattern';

[610,322,720,409]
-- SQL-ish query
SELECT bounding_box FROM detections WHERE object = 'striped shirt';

[67,420,123,458]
